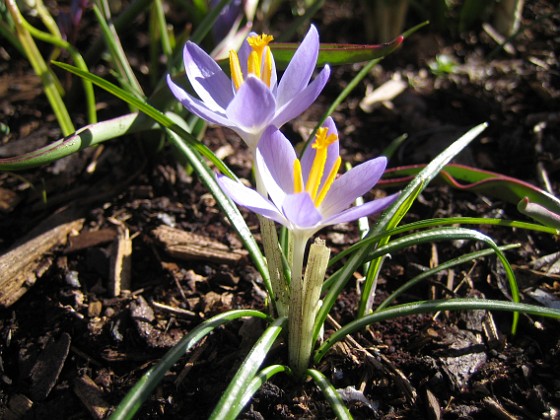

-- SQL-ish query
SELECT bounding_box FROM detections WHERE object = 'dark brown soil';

[0,1,559,419]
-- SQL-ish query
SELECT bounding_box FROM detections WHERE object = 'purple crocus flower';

[216,118,399,238]
[167,25,330,150]
[210,0,243,42]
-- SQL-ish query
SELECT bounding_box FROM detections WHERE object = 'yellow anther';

[306,128,339,202]
[229,50,244,91]
[262,46,273,87]
[247,50,261,79]
[315,156,341,207]
[305,146,326,201]
[293,159,304,194]
[229,34,275,90]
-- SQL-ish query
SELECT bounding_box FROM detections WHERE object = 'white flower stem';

[289,236,330,379]
[254,166,289,317]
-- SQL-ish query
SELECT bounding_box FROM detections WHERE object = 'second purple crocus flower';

[217,118,399,239]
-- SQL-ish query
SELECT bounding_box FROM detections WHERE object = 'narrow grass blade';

[149,0,173,87]
[376,244,520,310]
[358,181,423,317]
[51,61,236,178]
[0,113,156,170]
[355,123,488,318]
[237,365,292,413]
[5,0,74,135]
[92,2,145,97]
[84,0,152,65]
[17,15,97,124]
[307,369,353,420]
[359,227,520,332]
[110,309,268,420]
[329,216,556,267]
[0,17,25,55]
[314,299,560,364]
[210,317,287,420]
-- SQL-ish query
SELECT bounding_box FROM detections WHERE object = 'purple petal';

[300,116,339,187]
[256,127,298,207]
[183,42,233,111]
[237,32,256,76]
[323,193,399,226]
[320,157,387,218]
[272,65,330,129]
[216,174,288,225]
[167,75,235,127]
[226,77,276,139]
[282,193,323,228]
[276,25,320,108]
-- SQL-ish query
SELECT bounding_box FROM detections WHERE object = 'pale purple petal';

[300,116,339,186]
[237,32,256,76]
[322,193,399,226]
[257,127,298,197]
[167,75,235,127]
[183,42,233,111]
[272,65,330,129]
[276,25,320,108]
[282,193,323,228]
[320,157,387,218]
[216,174,288,225]
[255,127,289,209]
[226,76,276,135]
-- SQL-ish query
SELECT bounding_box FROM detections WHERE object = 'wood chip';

[28,332,72,401]
[424,388,441,420]
[152,225,247,264]
[482,396,521,420]
[0,216,84,308]
[65,228,117,253]
[108,227,132,297]
[0,187,20,213]
[3,394,34,420]
[73,374,112,419]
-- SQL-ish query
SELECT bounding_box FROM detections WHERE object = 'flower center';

[293,128,342,207]
[229,34,274,91]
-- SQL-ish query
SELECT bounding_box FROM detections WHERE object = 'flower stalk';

[258,215,290,317]
[288,237,330,378]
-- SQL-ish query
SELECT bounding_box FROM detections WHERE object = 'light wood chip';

[0,217,84,308]
[73,374,112,419]
[152,225,247,264]
[108,227,132,297]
